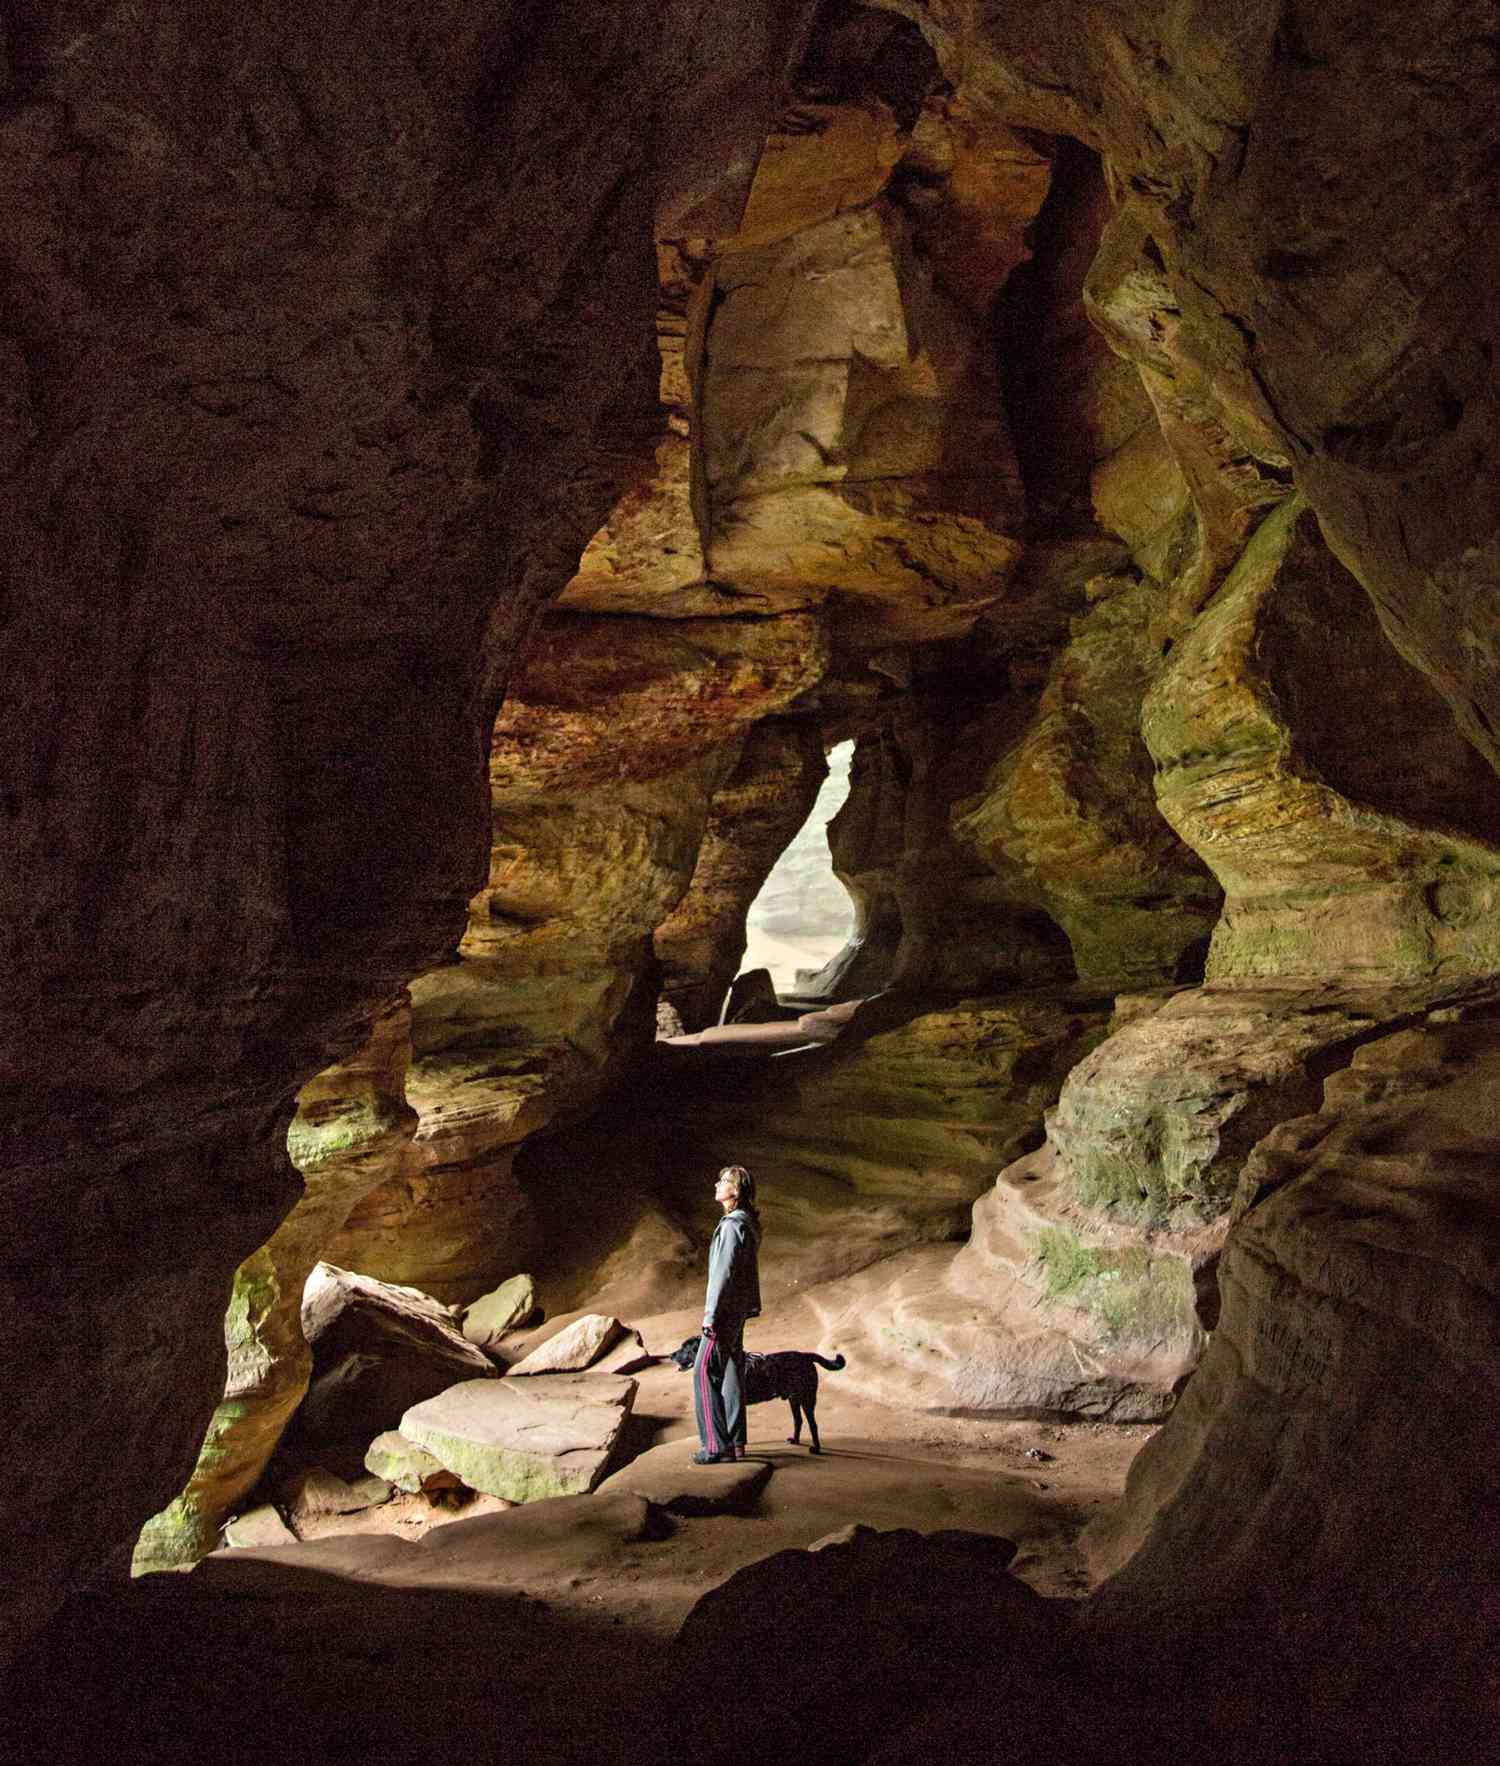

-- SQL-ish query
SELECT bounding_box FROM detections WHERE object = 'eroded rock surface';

[133,1003,418,1574]
[1079,1002,1500,1757]
[655,721,830,1029]
[1145,498,1500,981]
[13,15,1500,1751]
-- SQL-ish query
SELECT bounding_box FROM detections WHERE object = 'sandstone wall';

[0,0,818,1658]
[327,608,827,1300]
[133,999,417,1571]
[1081,1000,1500,1749]
[13,1,1500,1713]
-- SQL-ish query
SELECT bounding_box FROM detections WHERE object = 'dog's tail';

[813,1352,846,1371]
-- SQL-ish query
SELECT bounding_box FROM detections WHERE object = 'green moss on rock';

[1031,1227,1194,1344]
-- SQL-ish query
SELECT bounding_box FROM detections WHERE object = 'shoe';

[692,1450,734,1465]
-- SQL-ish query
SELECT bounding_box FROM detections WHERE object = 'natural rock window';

[742,738,856,995]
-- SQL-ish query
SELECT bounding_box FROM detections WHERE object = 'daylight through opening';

[741,741,856,997]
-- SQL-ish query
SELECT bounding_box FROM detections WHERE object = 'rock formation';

[132,1002,417,1571]
[8,3,1500,1754]
[2,0,821,1654]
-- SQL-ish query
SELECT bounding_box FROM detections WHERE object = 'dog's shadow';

[739,1444,896,1466]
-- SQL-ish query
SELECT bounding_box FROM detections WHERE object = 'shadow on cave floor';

[12,1567,676,1766]
[7,1366,1143,1766]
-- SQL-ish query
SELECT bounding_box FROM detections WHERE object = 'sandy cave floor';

[11,1290,1156,1766]
[287,1311,1154,1612]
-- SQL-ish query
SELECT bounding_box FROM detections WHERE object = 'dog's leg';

[806,1395,821,1454]
[787,1398,802,1445]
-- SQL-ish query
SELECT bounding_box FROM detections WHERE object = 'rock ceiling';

[4,1,1499,1741]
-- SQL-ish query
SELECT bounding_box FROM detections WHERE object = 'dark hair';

[719,1164,760,1223]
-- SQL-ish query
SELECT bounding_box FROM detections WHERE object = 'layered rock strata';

[954,574,1221,987]
[325,65,1054,1298]
[543,990,1116,1311]
[327,608,827,1301]
[1077,1002,1500,1754]
[1146,497,1500,981]
[14,11,1500,1739]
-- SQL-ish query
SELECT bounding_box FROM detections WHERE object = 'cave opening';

[741,737,857,1000]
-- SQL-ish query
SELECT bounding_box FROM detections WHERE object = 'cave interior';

[5,2,1499,1762]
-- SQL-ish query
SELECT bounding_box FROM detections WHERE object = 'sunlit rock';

[508,1314,625,1376]
[636,990,1114,1298]
[399,1375,638,1502]
[295,1261,496,1448]
[462,1275,538,1349]
[702,204,1025,648]
[329,609,828,1300]
[1145,498,1500,982]
[132,1003,418,1574]
[363,1431,453,1496]
[598,1441,774,1515]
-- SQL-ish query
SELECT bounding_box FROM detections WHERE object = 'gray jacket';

[703,1207,762,1334]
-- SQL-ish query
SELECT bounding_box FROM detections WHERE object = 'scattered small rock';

[461,1274,538,1349]
[364,1430,462,1495]
[508,1313,624,1375]
[222,1504,298,1550]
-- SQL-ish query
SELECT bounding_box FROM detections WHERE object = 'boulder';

[461,1275,538,1349]
[282,1468,367,1523]
[398,1376,638,1502]
[295,1264,496,1445]
[590,1328,655,1376]
[597,1441,773,1515]
[363,1431,459,1496]
[220,1506,298,1551]
[507,1314,624,1375]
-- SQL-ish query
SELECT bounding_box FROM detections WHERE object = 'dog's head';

[668,1335,701,1371]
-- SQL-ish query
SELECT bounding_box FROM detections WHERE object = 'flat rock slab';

[598,1441,772,1516]
[400,1376,637,1501]
[508,1313,624,1375]
[194,1488,663,1592]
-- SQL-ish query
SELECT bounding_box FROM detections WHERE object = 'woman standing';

[692,1165,762,1464]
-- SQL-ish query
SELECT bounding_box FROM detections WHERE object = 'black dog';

[668,1336,846,1453]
